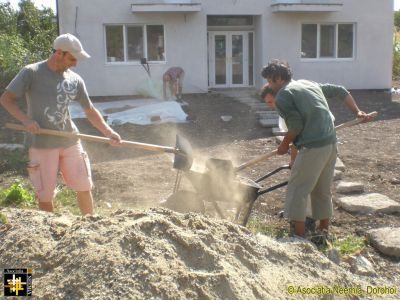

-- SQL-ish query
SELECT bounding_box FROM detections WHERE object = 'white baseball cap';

[53,33,90,60]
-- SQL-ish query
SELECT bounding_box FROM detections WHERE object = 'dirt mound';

[0,208,395,299]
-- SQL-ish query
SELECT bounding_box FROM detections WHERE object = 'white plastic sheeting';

[69,99,188,125]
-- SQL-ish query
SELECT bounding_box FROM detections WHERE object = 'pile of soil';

[0,208,395,299]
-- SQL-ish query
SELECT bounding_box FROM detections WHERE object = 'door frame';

[208,31,254,88]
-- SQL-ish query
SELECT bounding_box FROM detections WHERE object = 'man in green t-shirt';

[0,33,121,215]
[260,60,373,238]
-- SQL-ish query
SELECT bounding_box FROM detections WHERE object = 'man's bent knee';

[36,189,56,204]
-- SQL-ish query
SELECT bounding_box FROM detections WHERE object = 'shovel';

[234,111,378,171]
[5,123,193,171]
[205,111,378,174]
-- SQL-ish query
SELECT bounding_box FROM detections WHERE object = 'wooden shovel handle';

[235,150,278,172]
[334,111,377,130]
[5,123,177,154]
[235,111,378,171]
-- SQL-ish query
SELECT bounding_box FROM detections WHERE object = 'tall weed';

[0,180,36,208]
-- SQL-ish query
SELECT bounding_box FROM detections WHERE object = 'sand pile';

[0,208,395,299]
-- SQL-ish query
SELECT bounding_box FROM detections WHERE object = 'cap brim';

[71,50,91,61]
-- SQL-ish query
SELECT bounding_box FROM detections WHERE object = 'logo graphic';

[3,269,32,297]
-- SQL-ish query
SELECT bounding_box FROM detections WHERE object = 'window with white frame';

[105,24,165,63]
[301,23,354,59]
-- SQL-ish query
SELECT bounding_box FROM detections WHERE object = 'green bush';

[0,180,36,208]
[393,31,400,79]
[0,33,29,90]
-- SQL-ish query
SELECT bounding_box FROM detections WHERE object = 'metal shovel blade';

[173,135,193,171]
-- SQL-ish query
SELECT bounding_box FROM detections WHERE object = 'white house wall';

[59,0,393,96]
[263,0,393,89]
[59,0,208,96]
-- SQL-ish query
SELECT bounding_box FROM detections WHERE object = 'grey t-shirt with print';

[6,61,93,148]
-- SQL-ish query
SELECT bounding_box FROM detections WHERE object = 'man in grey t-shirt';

[0,33,121,215]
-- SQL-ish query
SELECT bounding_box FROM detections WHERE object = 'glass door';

[208,31,252,87]
[215,35,227,85]
[231,34,244,85]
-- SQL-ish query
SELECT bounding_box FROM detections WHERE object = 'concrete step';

[249,103,269,110]
[256,111,279,119]
[336,181,365,194]
[272,127,286,136]
[235,98,260,104]
[337,193,400,215]
[255,110,275,114]
[0,143,25,151]
[259,118,279,128]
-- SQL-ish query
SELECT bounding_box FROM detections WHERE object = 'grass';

[330,235,366,255]
[0,212,8,224]
[247,217,289,239]
[248,216,365,257]
[0,178,81,215]
[54,185,80,215]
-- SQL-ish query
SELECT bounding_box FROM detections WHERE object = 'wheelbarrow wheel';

[160,191,205,214]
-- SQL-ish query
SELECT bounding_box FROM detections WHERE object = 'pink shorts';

[27,143,93,203]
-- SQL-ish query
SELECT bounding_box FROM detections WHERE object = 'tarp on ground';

[69,99,187,125]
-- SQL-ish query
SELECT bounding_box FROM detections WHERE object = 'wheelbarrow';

[161,111,378,225]
[161,158,290,226]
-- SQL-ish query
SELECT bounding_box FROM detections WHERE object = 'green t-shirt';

[6,61,93,148]
[275,79,350,149]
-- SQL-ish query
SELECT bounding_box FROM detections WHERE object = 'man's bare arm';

[84,105,121,144]
[0,91,40,133]
[277,130,297,155]
[343,94,374,122]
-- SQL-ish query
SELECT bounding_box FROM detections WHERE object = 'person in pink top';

[163,67,184,101]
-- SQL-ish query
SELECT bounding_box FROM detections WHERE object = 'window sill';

[105,61,167,66]
[300,58,355,62]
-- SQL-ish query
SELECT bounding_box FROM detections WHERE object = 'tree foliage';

[0,0,57,90]
[393,32,400,79]
[395,10,400,31]
[0,2,17,35]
